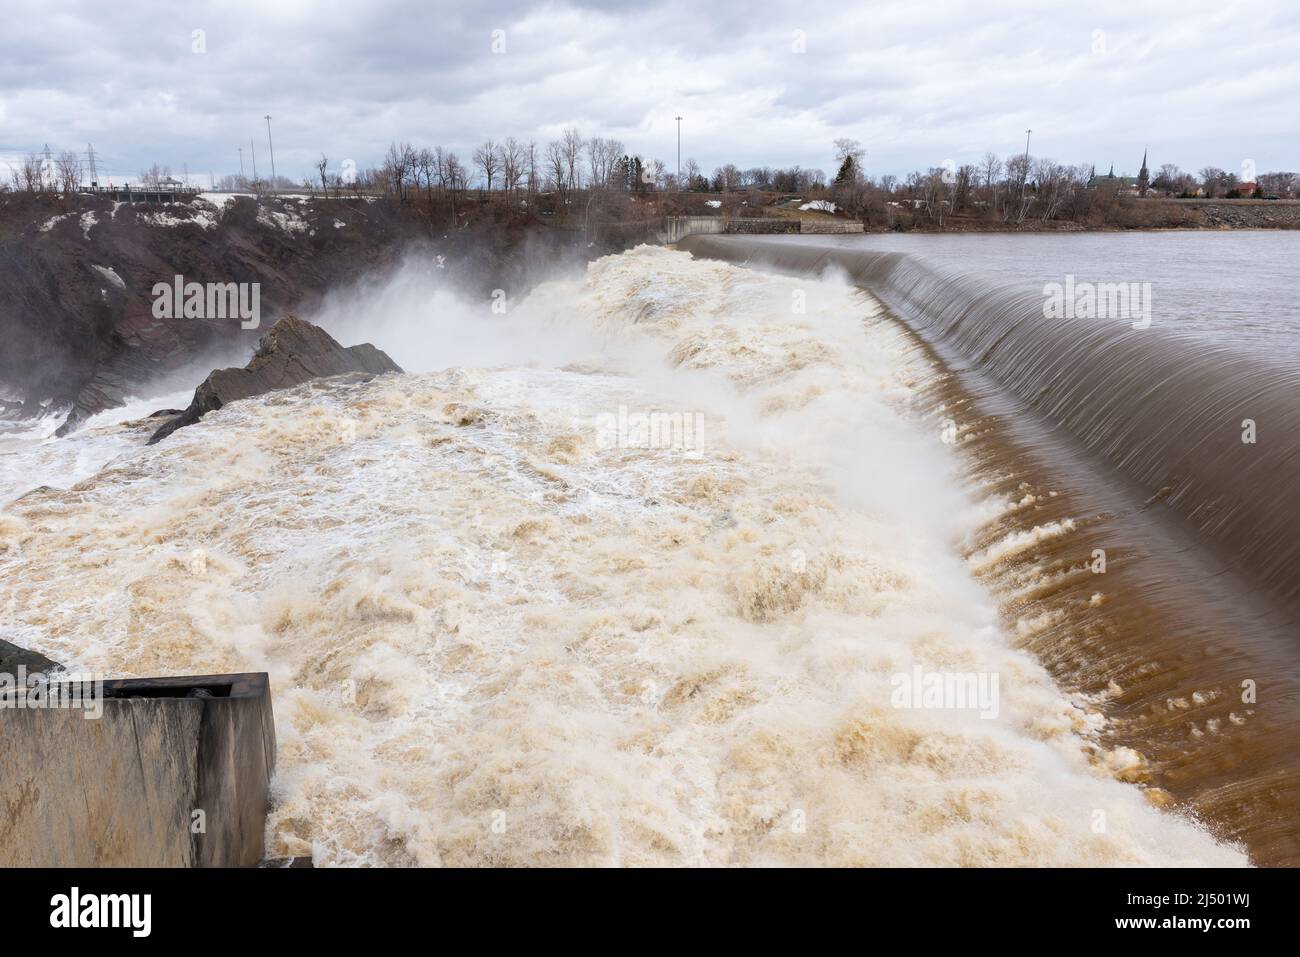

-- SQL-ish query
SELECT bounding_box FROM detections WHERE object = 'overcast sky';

[1,0,1296,186]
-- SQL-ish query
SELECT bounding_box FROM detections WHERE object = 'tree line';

[7,135,1297,230]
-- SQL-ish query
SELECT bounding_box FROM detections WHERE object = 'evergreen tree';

[834,155,857,186]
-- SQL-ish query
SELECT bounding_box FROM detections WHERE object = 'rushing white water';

[0,246,1245,866]
[0,390,197,507]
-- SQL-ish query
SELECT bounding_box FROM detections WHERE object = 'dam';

[2,233,1291,866]
[677,232,1300,864]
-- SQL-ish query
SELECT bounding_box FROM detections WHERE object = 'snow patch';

[38,213,72,233]
[139,208,215,229]
[257,205,309,234]
[200,192,252,207]
[91,265,125,289]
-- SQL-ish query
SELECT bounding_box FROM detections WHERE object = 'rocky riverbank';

[0,192,626,434]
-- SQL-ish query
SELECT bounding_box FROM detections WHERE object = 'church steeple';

[1138,148,1150,192]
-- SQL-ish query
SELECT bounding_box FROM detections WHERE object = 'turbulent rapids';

[0,246,1252,866]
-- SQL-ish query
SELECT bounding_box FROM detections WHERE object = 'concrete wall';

[0,673,275,867]
[664,216,725,242]
[728,218,800,234]
[665,215,863,242]
[800,220,864,233]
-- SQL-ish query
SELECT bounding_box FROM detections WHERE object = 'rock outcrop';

[0,193,427,433]
[0,638,60,674]
[148,316,402,444]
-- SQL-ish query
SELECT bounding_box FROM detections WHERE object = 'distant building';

[1086,151,1155,196]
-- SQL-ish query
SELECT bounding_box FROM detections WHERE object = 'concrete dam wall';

[0,672,275,867]
[664,216,862,242]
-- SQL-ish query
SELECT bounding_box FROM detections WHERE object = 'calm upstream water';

[762,231,1300,356]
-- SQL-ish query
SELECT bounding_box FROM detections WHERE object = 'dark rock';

[148,315,402,444]
[0,639,61,674]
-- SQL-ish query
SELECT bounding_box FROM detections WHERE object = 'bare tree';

[584,136,625,191]
[1004,153,1032,222]
[713,164,741,192]
[648,158,667,191]
[546,139,569,204]
[1033,159,1074,220]
[978,152,1003,189]
[921,168,948,225]
[416,148,437,204]
[1199,166,1234,198]
[526,140,539,198]
[56,151,83,194]
[834,138,865,166]
[501,137,526,195]
[473,139,501,193]
[12,154,44,192]
[683,158,701,189]
[315,154,330,195]
[976,152,1003,217]
[585,136,607,190]
[382,142,418,200]
[433,146,449,192]
[561,127,584,192]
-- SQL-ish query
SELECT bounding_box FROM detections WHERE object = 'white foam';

[0,247,1246,867]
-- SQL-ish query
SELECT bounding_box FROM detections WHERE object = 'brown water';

[0,247,1252,866]
[681,233,1300,865]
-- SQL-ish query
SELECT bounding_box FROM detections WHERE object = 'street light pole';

[1021,129,1032,198]
[265,115,276,189]
[675,115,682,187]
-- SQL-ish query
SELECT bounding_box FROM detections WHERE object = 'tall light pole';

[675,115,682,188]
[265,115,276,189]
[251,139,258,182]
[1021,129,1032,198]
[238,146,244,181]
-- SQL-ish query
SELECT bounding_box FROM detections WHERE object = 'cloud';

[0,0,1296,185]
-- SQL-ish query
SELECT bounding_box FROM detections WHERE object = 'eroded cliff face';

[0,193,431,432]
